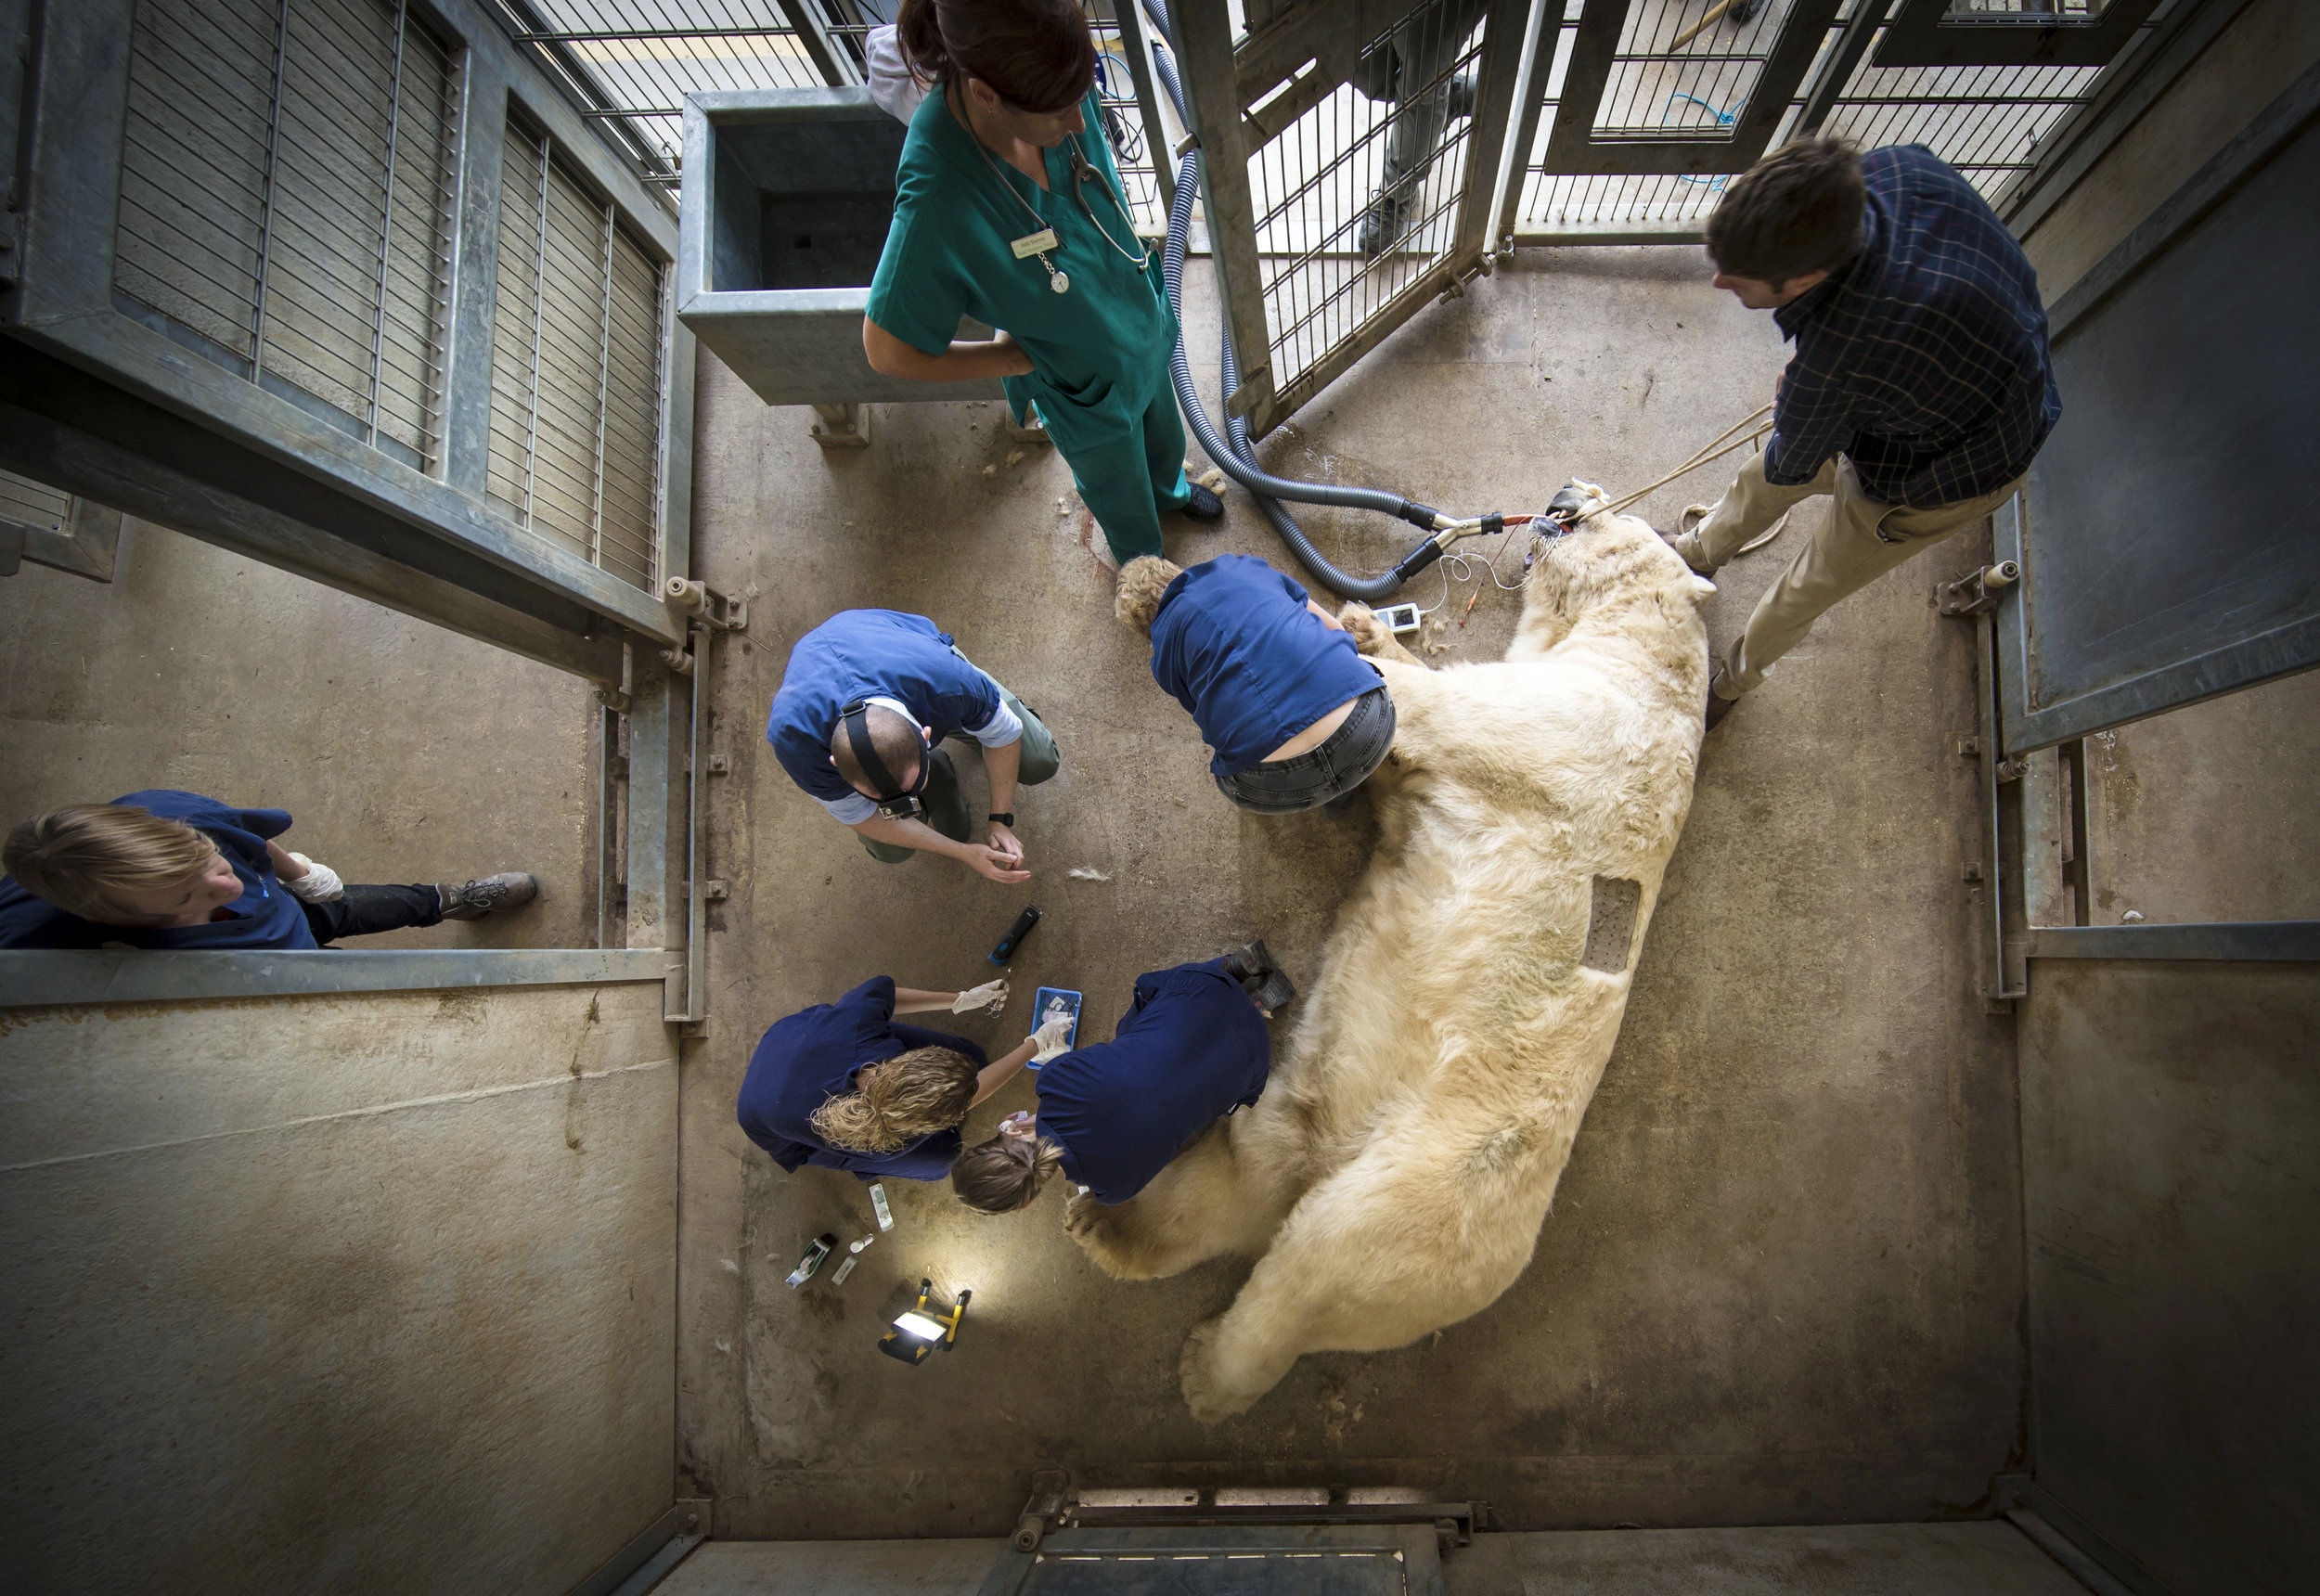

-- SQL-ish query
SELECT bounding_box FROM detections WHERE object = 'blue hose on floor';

[1141,0,1453,598]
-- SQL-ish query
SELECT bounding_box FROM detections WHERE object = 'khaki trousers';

[1674,451,2026,698]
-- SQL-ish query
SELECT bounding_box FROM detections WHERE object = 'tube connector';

[1399,501,1442,530]
[1391,540,1448,584]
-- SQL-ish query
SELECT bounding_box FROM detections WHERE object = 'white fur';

[1064,493,1710,1422]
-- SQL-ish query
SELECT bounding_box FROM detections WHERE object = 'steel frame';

[1172,0,1529,438]
[0,487,122,581]
[0,0,704,1018]
[1873,0,2165,70]
[0,946,670,1007]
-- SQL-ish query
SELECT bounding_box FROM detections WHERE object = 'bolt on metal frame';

[0,0,706,1017]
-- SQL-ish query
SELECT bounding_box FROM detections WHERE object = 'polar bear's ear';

[1689,573,1718,599]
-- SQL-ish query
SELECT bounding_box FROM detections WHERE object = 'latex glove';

[283,853,344,902]
[952,978,1009,1015]
[1030,1012,1076,1065]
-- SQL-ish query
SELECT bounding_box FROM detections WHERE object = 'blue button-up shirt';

[1766,145,2060,509]
[1149,555,1383,776]
[737,976,987,1181]
[1036,959,1270,1204]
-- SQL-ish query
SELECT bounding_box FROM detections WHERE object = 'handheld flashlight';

[988,905,1041,966]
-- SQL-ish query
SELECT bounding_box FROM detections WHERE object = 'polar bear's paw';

[1179,1316,1262,1425]
[1340,601,1424,668]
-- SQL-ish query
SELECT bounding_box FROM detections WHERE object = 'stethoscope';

[973,114,1152,295]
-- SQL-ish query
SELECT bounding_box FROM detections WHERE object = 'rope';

[1601,403,1773,518]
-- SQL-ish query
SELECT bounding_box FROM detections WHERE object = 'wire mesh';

[488,118,668,591]
[114,0,458,470]
[1514,0,2157,229]
[0,470,73,534]
[1252,0,1491,405]
[486,1,834,182]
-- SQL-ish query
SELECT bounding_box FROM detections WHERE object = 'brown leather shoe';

[1658,505,1719,576]
[438,872,539,920]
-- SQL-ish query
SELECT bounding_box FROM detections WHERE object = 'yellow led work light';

[877,1278,970,1367]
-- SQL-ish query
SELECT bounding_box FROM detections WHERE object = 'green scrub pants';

[859,661,1062,864]
[1049,383,1193,565]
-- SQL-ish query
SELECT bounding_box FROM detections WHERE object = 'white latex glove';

[952,978,1009,1015]
[1029,1012,1076,1064]
[283,853,344,902]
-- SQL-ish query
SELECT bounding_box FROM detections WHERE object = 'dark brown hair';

[950,1133,1065,1213]
[830,702,925,791]
[1706,136,1865,287]
[896,0,1097,114]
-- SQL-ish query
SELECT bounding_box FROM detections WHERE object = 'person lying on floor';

[0,792,535,950]
[1115,554,1393,817]
[738,974,1072,1181]
[948,950,1282,1213]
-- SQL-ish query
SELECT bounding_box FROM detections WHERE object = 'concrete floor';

[0,524,596,947]
[676,250,2028,1538]
[654,1522,2090,1595]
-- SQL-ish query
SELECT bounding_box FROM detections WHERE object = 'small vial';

[849,1233,876,1254]
[870,1182,895,1232]
[830,1255,857,1286]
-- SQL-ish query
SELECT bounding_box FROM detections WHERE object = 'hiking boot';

[1445,73,1476,120]
[1223,940,1297,1013]
[1358,188,1414,257]
[438,872,539,920]
[1705,665,1740,731]
[1178,482,1225,521]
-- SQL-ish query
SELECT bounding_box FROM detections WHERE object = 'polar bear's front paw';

[1338,601,1393,656]
[1179,1317,1258,1425]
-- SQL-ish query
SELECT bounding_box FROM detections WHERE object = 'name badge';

[1010,227,1060,259]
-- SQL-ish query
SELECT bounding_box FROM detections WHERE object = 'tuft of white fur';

[1064,508,1711,1422]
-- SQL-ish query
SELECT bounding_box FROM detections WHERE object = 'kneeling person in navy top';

[949,957,1274,1213]
[1116,554,1393,816]
[767,610,1061,882]
[0,793,535,950]
[737,975,1067,1181]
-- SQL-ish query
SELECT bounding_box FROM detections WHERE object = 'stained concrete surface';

[676,249,2027,1538]
[653,1523,2087,1595]
[0,981,678,1594]
[0,521,595,947]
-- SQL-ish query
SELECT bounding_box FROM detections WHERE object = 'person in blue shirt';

[1115,553,1393,815]
[767,610,1061,881]
[0,792,535,949]
[1663,136,2061,730]
[737,974,1067,1181]
[947,955,1275,1213]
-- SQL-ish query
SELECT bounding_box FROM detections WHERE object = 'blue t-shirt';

[766,611,1005,814]
[1036,959,1270,1204]
[1149,556,1383,775]
[0,790,317,950]
[736,975,988,1182]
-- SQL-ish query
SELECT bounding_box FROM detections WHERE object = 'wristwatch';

[987,812,1015,826]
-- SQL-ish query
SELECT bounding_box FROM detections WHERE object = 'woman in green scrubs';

[865,0,1223,565]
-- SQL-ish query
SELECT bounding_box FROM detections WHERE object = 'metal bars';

[484,1,846,184]
[113,0,459,470]
[488,117,668,591]
[1511,0,2174,236]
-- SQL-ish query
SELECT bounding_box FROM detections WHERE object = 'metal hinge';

[664,576,751,632]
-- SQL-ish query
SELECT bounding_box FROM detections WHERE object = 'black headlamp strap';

[840,700,903,800]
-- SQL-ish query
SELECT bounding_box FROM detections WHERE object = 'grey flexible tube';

[1141,0,1448,598]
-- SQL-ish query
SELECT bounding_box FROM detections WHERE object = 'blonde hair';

[949,1134,1066,1213]
[3,804,219,921]
[810,1045,979,1152]
[1115,555,1184,635]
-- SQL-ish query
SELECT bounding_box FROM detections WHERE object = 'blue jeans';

[1212,687,1397,815]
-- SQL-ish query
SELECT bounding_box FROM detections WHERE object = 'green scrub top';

[868,85,1179,458]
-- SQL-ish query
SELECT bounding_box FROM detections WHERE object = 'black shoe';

[1178,482,1225,522]
[439,871,539,920]
[1223,940,1296,1013]
[1445,74,1475,120]
[1358,189,1412,257]
[1705,667,1739,730]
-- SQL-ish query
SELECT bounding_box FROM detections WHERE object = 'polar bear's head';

[1507,487,1716,668]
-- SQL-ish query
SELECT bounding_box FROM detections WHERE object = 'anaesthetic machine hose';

[1142,0,1451,598]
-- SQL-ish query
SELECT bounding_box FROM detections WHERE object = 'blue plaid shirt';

[1767,145,2060,508]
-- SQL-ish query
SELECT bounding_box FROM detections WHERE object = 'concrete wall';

[2018,961,2320,1595]
[0,980,678,1594]
[2019,0,2320,300]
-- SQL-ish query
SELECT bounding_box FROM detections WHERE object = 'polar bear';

[1069,488,1713,1422]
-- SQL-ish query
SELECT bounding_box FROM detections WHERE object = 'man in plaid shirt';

[1668,137,2061,728]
